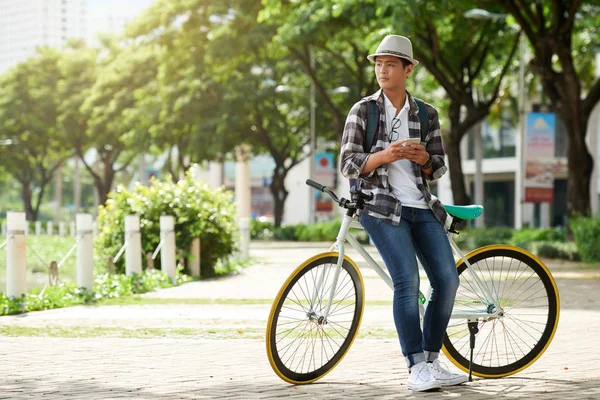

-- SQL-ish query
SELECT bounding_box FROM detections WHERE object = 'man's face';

[375,55,413,90]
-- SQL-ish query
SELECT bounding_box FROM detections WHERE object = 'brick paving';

[0,241,599,399]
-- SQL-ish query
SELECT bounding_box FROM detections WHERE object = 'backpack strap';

[414,98,429,142]
[349,100,379,190]
[364,100,379,151]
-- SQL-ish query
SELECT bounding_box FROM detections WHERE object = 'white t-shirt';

[383,93,428,209]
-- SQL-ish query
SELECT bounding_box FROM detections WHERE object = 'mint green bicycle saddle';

[444,204,484,220]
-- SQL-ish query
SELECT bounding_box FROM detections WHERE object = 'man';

[340,35,468,392]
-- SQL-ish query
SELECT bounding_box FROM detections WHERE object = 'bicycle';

[266,179,560,384]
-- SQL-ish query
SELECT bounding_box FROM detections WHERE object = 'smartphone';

[402,137,421,146]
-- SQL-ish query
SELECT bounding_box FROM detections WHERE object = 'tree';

[497,1,600,216]
[57,40,98,212]
[127,0,316,226]
[261,0,520,205]
[0,49,71,220]
[127,0,232,177]
[259,0,379,142]
[387,1,520,204]
[79,38,159,204]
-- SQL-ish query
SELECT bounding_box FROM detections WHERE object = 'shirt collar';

[366,89,420,116]
[382,92,410,112]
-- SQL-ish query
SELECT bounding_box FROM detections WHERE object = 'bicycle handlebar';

[305,179,391,216]
[306,179,327,193]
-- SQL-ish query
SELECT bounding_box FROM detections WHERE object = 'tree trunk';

[562,110,593,216]
[446,103,471,205]
[100,161,115,205]
[199,248,216,278]
[533,40,594,217]
[21,183,37,221]
[270,169,289,228]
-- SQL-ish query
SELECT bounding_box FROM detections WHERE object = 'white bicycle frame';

[315,213,504,323]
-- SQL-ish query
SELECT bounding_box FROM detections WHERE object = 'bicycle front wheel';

[266,252,365,384]
[442,245,560,378]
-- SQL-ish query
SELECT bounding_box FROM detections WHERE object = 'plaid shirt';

[340,89,448,226]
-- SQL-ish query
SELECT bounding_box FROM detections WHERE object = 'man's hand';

[383,139,430,166]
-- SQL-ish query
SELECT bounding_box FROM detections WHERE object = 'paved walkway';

[1,241,599,399]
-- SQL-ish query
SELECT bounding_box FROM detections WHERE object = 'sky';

[87,0,155,43]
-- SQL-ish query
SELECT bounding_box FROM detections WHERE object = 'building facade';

[0,0,86,73]
[433,102,600,228]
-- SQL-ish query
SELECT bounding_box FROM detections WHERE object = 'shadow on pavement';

[182,376,600,399]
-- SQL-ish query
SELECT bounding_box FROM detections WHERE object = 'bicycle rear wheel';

[442,245,560,378]
[266,252,364,384]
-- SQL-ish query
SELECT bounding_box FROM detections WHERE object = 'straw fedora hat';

[367,35,419,66]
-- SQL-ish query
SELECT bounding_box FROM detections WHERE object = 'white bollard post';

[239,217,250,259]
[76,214,94,289]
[189,237,201,278]
[70,222,76,237]
[59,222,66,236]
[47,221,54,236]
[125,215,142,276]
[6,212,27,297]
[24,223,29,236]
[160,216,176,281]
[35,221,42,236]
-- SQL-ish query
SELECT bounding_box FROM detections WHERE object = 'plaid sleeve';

[424,106,447,181]
[340,101,373,179]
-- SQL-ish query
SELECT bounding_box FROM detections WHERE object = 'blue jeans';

[360,207,459,368]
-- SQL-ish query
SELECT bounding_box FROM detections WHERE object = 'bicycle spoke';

[268,255,363,381]
[443,248,559,377]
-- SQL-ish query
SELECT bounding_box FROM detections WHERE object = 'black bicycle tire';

[266,253,364,384]
[442,245,560,378]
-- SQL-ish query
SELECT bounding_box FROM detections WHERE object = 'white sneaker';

[407,361,441,392]
[427,359,468,386]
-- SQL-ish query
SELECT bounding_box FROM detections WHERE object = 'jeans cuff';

[424,350,439,363]
[405,352,426,368]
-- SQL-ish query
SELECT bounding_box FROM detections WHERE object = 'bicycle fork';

[309,216,354,323]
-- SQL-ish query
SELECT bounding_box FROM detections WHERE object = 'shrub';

[569,216,600,262]
[295,220,341,242]
[454,227,513,250]
[509,227,566,247]
[520,241,580,261]
[274,225,297,241]
[249,217,370,244]
[96,168,238,277]
[0,269,191,315]
[250,219,275,240]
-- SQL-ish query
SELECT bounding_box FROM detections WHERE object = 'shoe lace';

[413,363,433,382]
[431,360,457,377]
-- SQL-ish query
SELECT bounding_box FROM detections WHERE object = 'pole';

[189,237,201,278]
[139,152,147,185]
[76,213,94,289]
[160,216,176,281]
[309,47,316,224]
[74,156,81,214]
[55,164,63,223]
[235,144,251,259]
[474,122,485,228]
[125,215,142,276]
[515,33,526,229]
[589,103,599,216]
[6,212,27,297]
[59,222,66,236]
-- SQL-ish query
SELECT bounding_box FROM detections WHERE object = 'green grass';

[99,296,395,307]
[0,236,79,291]
[0,325,398,339]
[100,297,276,306]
